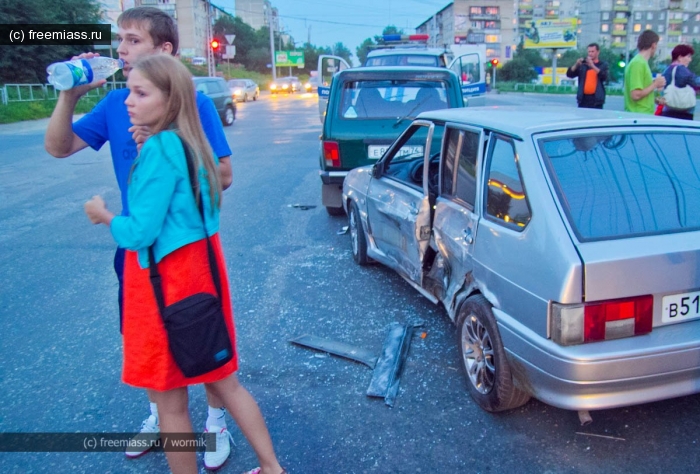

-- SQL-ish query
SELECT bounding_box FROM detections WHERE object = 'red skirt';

[122,233,238,391]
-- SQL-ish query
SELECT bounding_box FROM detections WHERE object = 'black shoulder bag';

[147,137,233,378]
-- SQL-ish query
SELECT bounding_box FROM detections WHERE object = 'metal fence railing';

[1,82,127,105]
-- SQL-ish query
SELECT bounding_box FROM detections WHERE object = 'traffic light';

[617,53,626,68]
[210,39,220,52]
[486,60,492,69]
[491,58,499,68]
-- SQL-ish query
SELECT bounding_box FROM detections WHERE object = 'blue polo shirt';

[73,89,231,216]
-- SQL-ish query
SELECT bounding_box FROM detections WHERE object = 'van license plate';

[367,145,423,159]
[662,291,700,324]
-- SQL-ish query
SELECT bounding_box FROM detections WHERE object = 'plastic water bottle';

[46,57,123,91]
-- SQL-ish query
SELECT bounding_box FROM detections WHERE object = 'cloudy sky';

[217,0,450,61]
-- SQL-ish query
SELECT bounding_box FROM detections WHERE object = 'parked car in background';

[343,107,700,415]
[318,66,464,215]
[228,79,259,102]
[192,76,236,126]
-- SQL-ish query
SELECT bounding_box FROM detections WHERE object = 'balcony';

[668,30,682,36]
[611,30,628,36]
[613,6,630,12]
[668,19,682,24]
[612,18,628,24]
[611,41,626,48]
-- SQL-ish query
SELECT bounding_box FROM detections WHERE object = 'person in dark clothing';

[660,44,699,120]
[566,43,609,109]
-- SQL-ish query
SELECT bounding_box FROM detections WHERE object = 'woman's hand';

[84,195,114,226]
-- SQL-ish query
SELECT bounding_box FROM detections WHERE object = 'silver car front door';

[431,125,485,317]
[366,122,434,284]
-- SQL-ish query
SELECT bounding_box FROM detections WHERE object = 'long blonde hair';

[132,54,221,208]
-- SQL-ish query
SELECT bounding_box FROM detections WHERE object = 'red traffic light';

[490,59,499,67]
[211,39,220,51]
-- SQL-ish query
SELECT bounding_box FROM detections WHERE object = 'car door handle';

[463,228,474,245]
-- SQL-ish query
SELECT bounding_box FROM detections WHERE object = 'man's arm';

[631,75,665,101]
[218,156,232,190]
[44,89,91,157]
[597,61,609,84]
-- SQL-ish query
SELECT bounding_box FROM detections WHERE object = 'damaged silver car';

[342,107,700,415]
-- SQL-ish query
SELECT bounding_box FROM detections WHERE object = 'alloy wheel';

[461,314,495,394]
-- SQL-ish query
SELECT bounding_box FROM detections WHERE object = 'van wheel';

[223,106,235,126]
[456,295,530,412]
[348,201,369,265]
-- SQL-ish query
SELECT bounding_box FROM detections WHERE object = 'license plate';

[367,145,423,159]
[661,291,700,324]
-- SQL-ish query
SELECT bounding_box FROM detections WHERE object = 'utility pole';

[206,0,215,77]
[267,1,276,80]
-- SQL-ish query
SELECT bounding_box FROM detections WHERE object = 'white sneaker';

[203,425,234,470]
[125,415,160,458]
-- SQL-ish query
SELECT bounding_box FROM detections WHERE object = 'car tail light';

[551,295,653,346]
[323,141,340,168]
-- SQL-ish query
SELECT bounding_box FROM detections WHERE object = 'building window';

[694,26,700,33]
[601,24,610,32]
[659,12,665,20]
[645,24,652,30]
[485,35,501,43]
[484,21,498,29]
[603,12,610,20]
[683,25,689,33]
[634,12,641,20]
[658,25,665,33]
[647,12,653,20]
[470,7,482,14]
[485,7,499,15]
[614,23,626,31]
[633,23,642,32]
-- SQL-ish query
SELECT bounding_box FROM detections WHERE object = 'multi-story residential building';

[416,1,517,61]
[515,0,579,42]
[121,1,235,59]
[579,0,700,60]
[236,0,279,32]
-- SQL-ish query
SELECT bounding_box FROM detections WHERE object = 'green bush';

[0,96,102,124]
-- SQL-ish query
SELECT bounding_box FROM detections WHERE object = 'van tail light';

[323,141,340,167]
[551,295,653,346]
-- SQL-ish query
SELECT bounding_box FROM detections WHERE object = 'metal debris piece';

[575,432,625,441]
[289,334,377,368]
[366,323,417,407]
[287,204,317,210]
[337,226,349,235]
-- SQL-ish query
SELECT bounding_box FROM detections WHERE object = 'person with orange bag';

[566,43,609,109]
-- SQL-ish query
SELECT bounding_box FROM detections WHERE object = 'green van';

[318,66,465,215]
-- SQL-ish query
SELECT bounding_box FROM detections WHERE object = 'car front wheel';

[456,295,530,412]
[223,106,235,126]
[348,201,369,265]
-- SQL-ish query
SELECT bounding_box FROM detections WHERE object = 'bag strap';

[147,135,222,315]
[672,66,678,86]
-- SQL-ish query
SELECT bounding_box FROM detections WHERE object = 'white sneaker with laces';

[125,415,160,458]
[204,425,234,470]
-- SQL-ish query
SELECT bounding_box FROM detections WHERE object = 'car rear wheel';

[348,201,369,265]
[456,295,530,412]
[223,106,235,126]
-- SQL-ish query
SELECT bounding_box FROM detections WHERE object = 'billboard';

[523,18,577,49]
[275,50,305,67]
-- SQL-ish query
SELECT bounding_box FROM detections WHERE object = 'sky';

[216,0,451,63]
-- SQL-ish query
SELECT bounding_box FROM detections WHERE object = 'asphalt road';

[1,92,699,473]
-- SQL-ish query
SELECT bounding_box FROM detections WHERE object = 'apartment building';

[236,0,279,31]
[580,0,700,59]
[416,0,517,60]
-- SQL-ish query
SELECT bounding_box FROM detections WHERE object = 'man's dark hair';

[118,7,179,55]
[671,44,695,61]
[637,30,660,51]
[587,43,600,51]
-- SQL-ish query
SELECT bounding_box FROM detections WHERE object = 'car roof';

[416,106,700,138]
[192,76,223,82]
[336,66,456,79]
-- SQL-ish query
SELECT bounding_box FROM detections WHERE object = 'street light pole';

[267,1,276,81]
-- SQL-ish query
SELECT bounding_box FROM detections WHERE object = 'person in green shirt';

[624,30,667,113]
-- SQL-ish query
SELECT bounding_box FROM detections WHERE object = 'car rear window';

[339,80,450,120]
[539,130,700,241]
